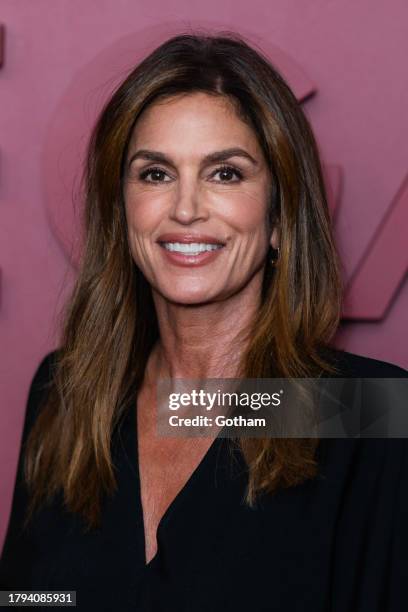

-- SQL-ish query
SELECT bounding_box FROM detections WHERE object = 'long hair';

[24,31,343,530]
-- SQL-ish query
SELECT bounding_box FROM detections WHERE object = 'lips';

[157,233,226,245]
[156,233,226,267]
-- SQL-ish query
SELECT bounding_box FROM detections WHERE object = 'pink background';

[1,0,407,549]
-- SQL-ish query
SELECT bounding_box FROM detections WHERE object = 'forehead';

[128,92,262,155]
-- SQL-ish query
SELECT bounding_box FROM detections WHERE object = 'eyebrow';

[127,147,259,168]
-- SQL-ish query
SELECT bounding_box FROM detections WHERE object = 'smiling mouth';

[157,240,226,267]
[159,242,224,255]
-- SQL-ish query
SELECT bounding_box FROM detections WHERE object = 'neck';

[145,278,263,383]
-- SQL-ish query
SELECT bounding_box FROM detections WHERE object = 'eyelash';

[138,164,244,184]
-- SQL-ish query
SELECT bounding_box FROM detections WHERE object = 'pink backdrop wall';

[1,0,407,549]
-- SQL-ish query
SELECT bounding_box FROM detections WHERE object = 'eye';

[139,166,172,183]
[210,165,243,183]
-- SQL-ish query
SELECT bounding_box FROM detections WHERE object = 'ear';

[270,224,280,250]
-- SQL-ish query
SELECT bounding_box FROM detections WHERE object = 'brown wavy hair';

[24,31,343,530]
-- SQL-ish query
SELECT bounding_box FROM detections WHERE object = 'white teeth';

[162,242,223,254]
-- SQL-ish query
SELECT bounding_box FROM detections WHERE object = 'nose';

[169,175,209,224]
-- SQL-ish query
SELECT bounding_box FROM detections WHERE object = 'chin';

[157,283,221,306]
[166,292,219,307]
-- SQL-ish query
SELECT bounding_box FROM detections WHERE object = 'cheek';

[214,187,269,232]
[124,189,168,234]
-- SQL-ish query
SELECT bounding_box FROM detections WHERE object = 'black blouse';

[1,348,408,611]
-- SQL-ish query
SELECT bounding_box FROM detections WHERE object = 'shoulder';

[315,347,407,440]
[22,349,60,442]
[29,349,59,390]
[0,350,61,585]
[319,346,408,378]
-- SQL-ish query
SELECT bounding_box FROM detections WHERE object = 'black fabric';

[1,348,407,611]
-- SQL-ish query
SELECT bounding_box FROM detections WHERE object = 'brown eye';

[211,165,243,183]
[139,167,171,183]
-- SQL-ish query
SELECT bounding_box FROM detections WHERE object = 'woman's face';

[123,92,278,305]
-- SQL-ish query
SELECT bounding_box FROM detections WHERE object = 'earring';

[270,247,280,266]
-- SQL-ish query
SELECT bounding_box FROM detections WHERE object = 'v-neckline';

[130,391,223,569]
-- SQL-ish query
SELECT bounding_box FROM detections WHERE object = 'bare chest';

[137,434,214,564]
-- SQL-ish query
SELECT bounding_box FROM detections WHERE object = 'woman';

[1,32,407,611]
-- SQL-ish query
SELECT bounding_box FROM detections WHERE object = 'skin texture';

[124,92,279,382]
[122,92,280,564]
